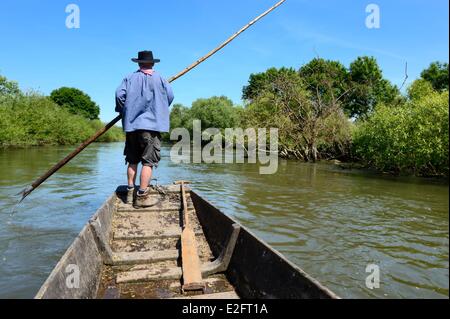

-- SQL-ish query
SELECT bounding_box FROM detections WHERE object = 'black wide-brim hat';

[131,50,160,63]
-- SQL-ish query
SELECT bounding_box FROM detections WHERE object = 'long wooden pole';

[167,0,286,83]
[19,0,286,201]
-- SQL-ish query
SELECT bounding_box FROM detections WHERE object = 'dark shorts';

[124,130,161,167]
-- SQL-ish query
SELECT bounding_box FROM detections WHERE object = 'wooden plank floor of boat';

[96,186,239,299]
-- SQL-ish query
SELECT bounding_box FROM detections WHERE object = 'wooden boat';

[35,184,339,299]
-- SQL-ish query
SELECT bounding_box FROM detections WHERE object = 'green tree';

[50,87,100,120]
[243,70,352,162]
[420,61,449,92]
[298,58,349,107]
[0,74,21,100]
[190,96,241,130]
[242,67,298,102]
[169,103,192,135]
[346,56,399,118]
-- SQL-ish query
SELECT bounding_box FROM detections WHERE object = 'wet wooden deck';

[95,185,239,299]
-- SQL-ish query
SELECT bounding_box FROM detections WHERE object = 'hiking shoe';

[126,187,135,204]
[134,188,160,208]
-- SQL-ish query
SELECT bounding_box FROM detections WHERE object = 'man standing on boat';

[115,51,174,207]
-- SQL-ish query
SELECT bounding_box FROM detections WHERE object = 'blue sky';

[0,0,448,122]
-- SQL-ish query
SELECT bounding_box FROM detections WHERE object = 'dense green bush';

[1,94,90,146]
[167,97,243,142]
[190,96,242,130]
[89,119,125,143]
[0,85,123,147]
[352,83,448,176]
[170,104,193,130]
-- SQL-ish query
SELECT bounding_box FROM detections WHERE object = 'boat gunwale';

[34,193,116,299]
[35,187,339,299]
[190,190,340,299]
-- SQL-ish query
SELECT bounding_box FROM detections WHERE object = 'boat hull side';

[190,191,339,299]
[34,194,116,299]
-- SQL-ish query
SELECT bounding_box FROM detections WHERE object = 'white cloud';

[279,19,405,61]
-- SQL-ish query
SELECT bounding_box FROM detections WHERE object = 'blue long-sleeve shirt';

[115,70,174,133]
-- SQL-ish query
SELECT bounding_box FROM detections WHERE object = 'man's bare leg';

[139,165,152,191]
[127,164,138,188]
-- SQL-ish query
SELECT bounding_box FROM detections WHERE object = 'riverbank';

[330,160,450,180]
[0,94,124,148]
[161,136,449,179]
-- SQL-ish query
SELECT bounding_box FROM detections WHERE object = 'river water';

[0,143,448,298]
